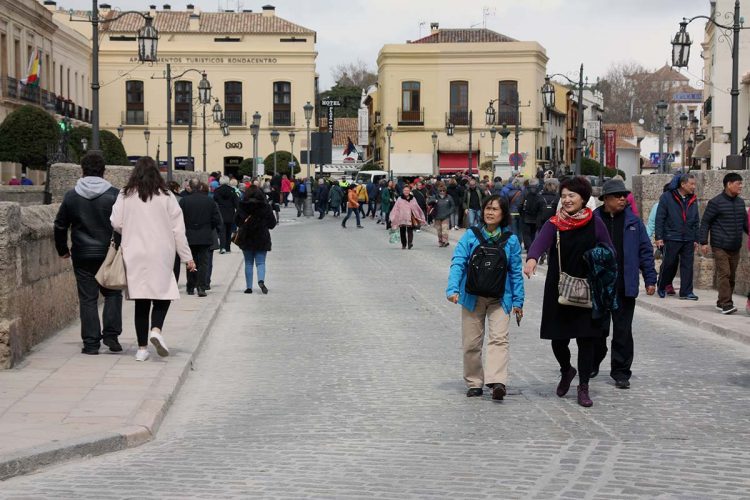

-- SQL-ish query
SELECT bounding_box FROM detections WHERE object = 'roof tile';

[409,28,516,44]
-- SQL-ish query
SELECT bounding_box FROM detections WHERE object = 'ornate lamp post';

[541,66,588,175]
[252,111,261,178]
[288,130,296,179]
[303,101,314,216]
[656,100,668,173]
[489,125,497,174]
[664,123,673,173]
[143,128,150,157]
[81,138,88,152]
[220,121,230,137]
[679,112,688,170]
[212,99,223,123]
[197,73,212,171]
[672,2,750,168]
[386,123,393,180]
[270,129,280,176]
[431,131,438,176]
[116,124,124,140]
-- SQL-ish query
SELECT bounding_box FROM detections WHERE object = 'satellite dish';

[638,118,645,125]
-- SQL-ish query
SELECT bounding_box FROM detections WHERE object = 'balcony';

[3,77,91,123]
[268,110,295,127]
[224,109,246,126]
[448,110,469,126]
[121,110,149,126]
[398,107,424,126]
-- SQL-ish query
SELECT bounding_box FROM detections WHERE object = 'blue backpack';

[298,182,306,193]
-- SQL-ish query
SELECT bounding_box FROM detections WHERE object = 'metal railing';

[121,110,149,125]
[224,109,246,126]
[269,110,295,127]
[4,77,91,123]
[398,107,424,125]
[449,109,469,126]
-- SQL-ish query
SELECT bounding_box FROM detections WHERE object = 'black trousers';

[551,337,595,385]
[522,221,537,250]
[222,222,233,252]
[73,258,122,350]
[399,226,414,248]
[658,240,694,296]
[134,299,170,346]
[186,244,210,292]
[594,297,636,381]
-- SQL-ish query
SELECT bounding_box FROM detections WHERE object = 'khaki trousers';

[435,218,450,244]
[713,247,740,307]
[461,296,510,388]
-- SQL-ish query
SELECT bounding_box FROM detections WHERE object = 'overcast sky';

[60,0,710,89]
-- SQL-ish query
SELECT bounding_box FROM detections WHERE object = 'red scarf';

[550,207,593,231]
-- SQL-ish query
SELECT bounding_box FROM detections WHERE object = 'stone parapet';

[0,186,46,206]
[0,202,78,368]
[632,171,750,296]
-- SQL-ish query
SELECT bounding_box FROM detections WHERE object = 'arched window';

[125,80,144,124]
[224,81,243,125]
[449,81,468,125]
[273,81,291,125]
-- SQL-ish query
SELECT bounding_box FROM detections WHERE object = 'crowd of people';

[53,153,749,404]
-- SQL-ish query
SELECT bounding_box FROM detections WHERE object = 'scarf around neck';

[550,207,593,231]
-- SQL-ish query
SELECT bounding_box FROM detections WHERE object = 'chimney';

[189,9,200,30]
[100,3,111,12]
[149,4,157,16]
[242,9,252,12]
[430,22,439,34]
[186,3,194,11]
[163,4,171,10]
[262,4,275,17]
[43,0,56,11]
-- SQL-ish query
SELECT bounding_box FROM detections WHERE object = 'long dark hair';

[123,156,169,202]
[481,195,511,228]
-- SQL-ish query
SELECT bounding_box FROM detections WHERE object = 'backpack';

[298,182,306,193]
[539,193,558,223]
[522,190,541,218]
[465,228,512,299]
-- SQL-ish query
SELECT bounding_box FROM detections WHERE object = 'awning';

[438,151,479,174]
[692,139,711,159]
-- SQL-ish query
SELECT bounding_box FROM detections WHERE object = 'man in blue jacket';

[654,173,700,300]
[593,179,657,389]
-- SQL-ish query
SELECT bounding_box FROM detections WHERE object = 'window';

[125,80,144,124]
[449,81,468,125]
[224,81,243,125]
[273,81,291,125]
[174,80,192,125]
[498,81,518,125]
[401,81,421,123]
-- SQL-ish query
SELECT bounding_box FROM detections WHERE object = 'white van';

[354,170,388,185]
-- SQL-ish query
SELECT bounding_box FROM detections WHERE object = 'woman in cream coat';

[111,157,195,361]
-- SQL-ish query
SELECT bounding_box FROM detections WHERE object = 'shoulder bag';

[556,230,592,308]
[95,238,127,290]
[232,214,252,245]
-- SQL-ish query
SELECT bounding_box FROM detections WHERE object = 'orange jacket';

[347,189,359,209]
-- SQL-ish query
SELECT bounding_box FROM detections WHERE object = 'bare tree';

[331,59,377,88]
[600,61,667,133]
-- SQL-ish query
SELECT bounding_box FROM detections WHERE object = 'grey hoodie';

[75,176,114,200]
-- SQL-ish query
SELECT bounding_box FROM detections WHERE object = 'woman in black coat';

[234,185,277,294]
[523,176,614,408]
[213,177,239,253]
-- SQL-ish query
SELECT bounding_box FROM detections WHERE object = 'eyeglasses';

[610,193,628,199]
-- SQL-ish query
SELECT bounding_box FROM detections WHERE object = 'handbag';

[95,238,127,290]
[388,229,400,244]
[556,230,592,308]
[232,215,252,245]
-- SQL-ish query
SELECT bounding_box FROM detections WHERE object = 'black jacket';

[179,192,222,246]
[212,184,238,225]
[698,192,748,251]
[234,198,277,251]
[54,184,120,262]
[654,189,699,242]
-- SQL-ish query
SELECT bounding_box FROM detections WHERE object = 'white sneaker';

[149,330,170,357]
[135,349,150,362]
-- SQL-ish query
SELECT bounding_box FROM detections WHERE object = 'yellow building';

[372,25,548,178]
[56,3,316,176]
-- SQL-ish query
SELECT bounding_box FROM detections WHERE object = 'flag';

[21,48,40,87]
[343,137,357,156]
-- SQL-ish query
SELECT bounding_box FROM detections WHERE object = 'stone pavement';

[1,206,748,499]
[0,249,244,480]
[422,223,750,345]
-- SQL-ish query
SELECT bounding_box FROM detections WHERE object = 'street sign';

[320,99,342,107]
[649,152,675,164]
[509,152,523,167]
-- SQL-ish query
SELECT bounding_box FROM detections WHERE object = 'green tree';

[262,150,300,177]
[68,126,130,165]
[581,157,626,180]
[238,158,255,177]
[0,105,59,169]
[319,83,363,119]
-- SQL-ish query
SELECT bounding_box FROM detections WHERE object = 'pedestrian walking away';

[212,176,239,254]
[593,179,657,389]
[280,174,292,207]
[235,185,277,294]
[698,172,748,315]
[389,185,426,249]
[428,182,455,247]
[179,179,222,297]
[463,179,486,228]
[54,152,123,355]
[110,157,195,362]
[328,182,344,217]
[519,178,543,251]
[315,179,330,219]
[381,180,396,229]
[341,185,363,228]
[524,176,615,408]
[654,174,700,300]
[447,195,524,400]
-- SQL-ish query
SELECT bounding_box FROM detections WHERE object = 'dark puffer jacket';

[234,197,277,252]
[698,192,748,251]
[212,184,238,225]
[654,189,699,242]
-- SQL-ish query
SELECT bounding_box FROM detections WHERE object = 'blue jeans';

[466,209,481,228]
[510,214,521,237]
[242,250,267,289]
[342,207,361,227]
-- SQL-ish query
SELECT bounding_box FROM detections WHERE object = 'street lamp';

[212,99,223,123]
[542,65,588,175]
[288,130,296,179]
[431,131,438,176]
[541,77,555,109]
[386,123,393,180]
[270,129,280,176]
[250,123,259,177]
[72,3,158,153]
[672,1,750,168]
[220,120,230,137]
[445,121,455,137]
[656,100,668,173]
[679,112,688,170]
[303,101,314,217]
[490,125,497,174]
[664,123,673,173]
[116,124,124,140]
[485,99,497,126]
[143,128,151,156]
[81,137,88,152]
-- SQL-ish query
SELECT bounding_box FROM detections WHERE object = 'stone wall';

[0,186,46,206]
[0,202,78,368]
[48,163,207,203]
[632,171,750,295]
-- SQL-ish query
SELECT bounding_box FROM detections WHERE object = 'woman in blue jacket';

[446,195,524,401]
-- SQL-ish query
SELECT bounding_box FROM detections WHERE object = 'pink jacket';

[389,195,426,227]
[627,192,639,216]
[281,178,291,193]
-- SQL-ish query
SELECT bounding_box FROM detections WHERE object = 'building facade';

[372,25,548,178]
[56,3,317,176]
[0,0,91,124]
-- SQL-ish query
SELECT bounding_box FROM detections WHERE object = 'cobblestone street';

[2,209,750,499]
